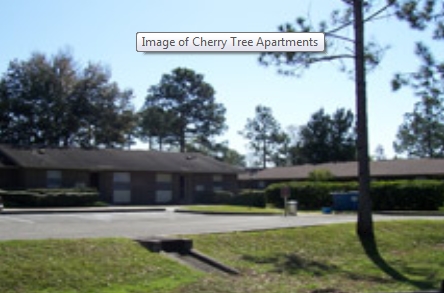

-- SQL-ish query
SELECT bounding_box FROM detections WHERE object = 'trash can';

[321,207,332,214]
[287,200,298,216]
[331,191,359,211]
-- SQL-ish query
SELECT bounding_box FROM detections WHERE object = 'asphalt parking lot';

[0,209,442,240]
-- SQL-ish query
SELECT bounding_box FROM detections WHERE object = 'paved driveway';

[0,211,442,240]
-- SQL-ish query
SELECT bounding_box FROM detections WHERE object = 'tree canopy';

[297,108,356,164]
[0,52,135,148]
[393,43,444,158]
[139,68,227,152]
[240,105,288,169]
[391,0,444,159]
[186,140,246,167]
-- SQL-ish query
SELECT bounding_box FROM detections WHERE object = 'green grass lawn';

[1,221,443,293]
[182,220,444,293]
[0,238,201,293]
[179,205,285,214]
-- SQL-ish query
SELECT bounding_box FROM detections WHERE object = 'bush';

[266,182,357,209]
[0,188,99,207]
[0,190,40,207]
[212,190,234,204]
[194,190,234,204]
[371,180,444,211]
[193,189,266,208]
[230,190,266,208]
[265,180,444,211]
[308,169,334,181]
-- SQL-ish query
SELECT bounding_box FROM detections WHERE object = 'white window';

[195,185,205,192]
[258,181,266,188]
[113,172,130,183]
[113,190,131,203]
[156,190,173,203]
[47,170,62,188]
[156,173,172,183]
[75,182,86,188]
[213,175,223,182]
[113,172,131,203]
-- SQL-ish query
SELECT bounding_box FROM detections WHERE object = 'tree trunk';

[180,132,186,153]
[263,139,267,169]
[354,0,374,239]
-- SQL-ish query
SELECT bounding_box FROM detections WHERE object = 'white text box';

[136,32,325,52]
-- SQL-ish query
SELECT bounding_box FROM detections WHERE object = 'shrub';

[1,188,99,207]
[212,190,234,204]
[266,181,357,209]
[308,169,334,181]
[265,180,444,211]
[230,190,266,208]
[0,190,40,207]
[193,189,266,208]
[371,180,444,211]
[194,190,234,204]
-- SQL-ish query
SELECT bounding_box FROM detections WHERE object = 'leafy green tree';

[76,64,135,148]
[393,43,444,158]
[308,169,335,181]
[373,144,387,161]
[187,140,245,167]
[271,132,292,167]
[257,0,399,238]
[298,108,356,164]
[392,1,444,158]
[137,106,178,150]
[0,52,135,148]
[394,0,443,39]
[241,105,288,168]
[141,68,227,152]
[219,147,246,167]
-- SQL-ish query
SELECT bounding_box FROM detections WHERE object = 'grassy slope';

[1,221,443,293]
[0,238,201,293]
[180,220,444,293]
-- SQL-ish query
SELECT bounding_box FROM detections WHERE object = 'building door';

[179,176,186,201]
[90,172,99,189]
[113,172,131,204]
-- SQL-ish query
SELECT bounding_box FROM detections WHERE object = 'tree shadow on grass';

[242,253,337,276]
[359,235,436,290]
[242,249,433,290]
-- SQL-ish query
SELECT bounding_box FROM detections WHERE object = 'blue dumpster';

[331,191,359,211]
[321,207,332,214]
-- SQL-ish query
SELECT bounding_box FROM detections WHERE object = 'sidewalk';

[0,205,171,215]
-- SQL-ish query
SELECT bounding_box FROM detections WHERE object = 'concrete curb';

[174,209,283,216]
[1,207,166,215]
[375,211,444,217]
[189,249,240,275]
[135,237,239,275]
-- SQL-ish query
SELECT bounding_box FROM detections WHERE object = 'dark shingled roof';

[0,145,240,174]
[239,159,444,180]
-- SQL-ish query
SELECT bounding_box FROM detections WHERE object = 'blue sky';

[1,0,441,162]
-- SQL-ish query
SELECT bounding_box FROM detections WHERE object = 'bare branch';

[363,1,396,24]
[325,32,354,43]
[327,1,396,35]
[308,54,355,63]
